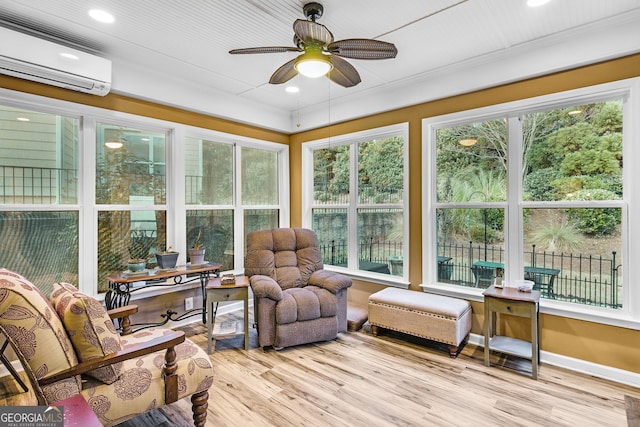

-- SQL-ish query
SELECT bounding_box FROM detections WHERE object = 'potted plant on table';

[128,230,153,272]
[155,245,179,270]
[188,229,206,266]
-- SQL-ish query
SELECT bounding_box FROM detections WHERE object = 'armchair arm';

[107,304,138,319]
[249,275,284,301]
[309,270,352,293]
[38,330,186,386]
[107,304,138,335]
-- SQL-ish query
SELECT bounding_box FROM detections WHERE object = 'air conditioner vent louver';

[0,26,111,96]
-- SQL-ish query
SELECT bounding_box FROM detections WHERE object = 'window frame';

[302,123,409,287]
[179,125,289,272]
[422,78,640,329]
[0,88,289,299]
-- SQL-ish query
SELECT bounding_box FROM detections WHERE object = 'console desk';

[106,263,221,330]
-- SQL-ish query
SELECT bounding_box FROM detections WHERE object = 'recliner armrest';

[249,275,284,301]
[309,270,352,293]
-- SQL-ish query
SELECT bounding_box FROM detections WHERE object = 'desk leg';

[207,301,219,355]
[243,294,249,351]
[531,303,539,380]
[484,299,491,367]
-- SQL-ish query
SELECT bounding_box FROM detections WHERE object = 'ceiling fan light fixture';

[295,50,332,78]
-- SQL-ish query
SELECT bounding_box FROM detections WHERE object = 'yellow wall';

[289,53,640,374]
[2,54,640,375]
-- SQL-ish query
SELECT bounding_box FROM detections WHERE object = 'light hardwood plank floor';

[2,313,639,427]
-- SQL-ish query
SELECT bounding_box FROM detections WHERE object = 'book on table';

[213,320,237,335]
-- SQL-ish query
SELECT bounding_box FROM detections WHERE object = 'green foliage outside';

[436,100,623,246]
[565,189,621,236]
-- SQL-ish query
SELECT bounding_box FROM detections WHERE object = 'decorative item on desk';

[188,229,206,266]
[127,230,153,272]
[515,279,534,293]
[221,274,236,285]
[155,246,179,270]
[494,267,503,288]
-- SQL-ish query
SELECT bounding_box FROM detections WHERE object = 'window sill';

[420,283,640,331]
[326,266,409,289]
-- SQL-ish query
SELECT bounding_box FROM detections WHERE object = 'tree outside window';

[433,100,623,308]
[306,124,408,278]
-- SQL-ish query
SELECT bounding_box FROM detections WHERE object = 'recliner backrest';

[245,228,323,290]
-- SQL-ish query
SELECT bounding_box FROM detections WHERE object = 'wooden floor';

[2,314,640,427]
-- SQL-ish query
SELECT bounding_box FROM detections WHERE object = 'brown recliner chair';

[245,228,352,349]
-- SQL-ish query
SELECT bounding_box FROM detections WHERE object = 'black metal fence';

[438,241,620,308]
[320,238,621,308]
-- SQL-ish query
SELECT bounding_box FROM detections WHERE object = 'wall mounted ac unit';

[0,26,111,96]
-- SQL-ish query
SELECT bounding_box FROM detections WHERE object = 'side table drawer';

[487,297,531,317]
[210,288,247,301]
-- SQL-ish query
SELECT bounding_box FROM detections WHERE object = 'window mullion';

[505,115,524,284]
[348,143,358,269]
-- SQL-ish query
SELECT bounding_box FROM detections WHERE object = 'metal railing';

[0,166,77,204]
[319,238,621,308]
[438,241,621,308]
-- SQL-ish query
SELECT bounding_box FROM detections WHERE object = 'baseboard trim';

[469,333,640,388]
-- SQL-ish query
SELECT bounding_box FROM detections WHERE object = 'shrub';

[524,168,559,201]
[565,189,621,236]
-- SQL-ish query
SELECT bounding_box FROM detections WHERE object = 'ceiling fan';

[229,2,398,88]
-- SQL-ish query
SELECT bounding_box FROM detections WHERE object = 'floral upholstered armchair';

[244,228,352,349]
[0,268,213,427]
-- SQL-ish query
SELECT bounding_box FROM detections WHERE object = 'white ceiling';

[1,0,640,133]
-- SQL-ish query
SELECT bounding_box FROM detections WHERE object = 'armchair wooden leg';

[191,390,209,427]
[163,346,178,404]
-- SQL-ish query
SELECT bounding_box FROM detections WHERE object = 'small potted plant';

[128,230,153,272]
[155,245,179,270]
[188,229,206,266]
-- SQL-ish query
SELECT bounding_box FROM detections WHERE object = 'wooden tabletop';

[107,263,222,283]
[206,275,249,289]
[482,285,540,302]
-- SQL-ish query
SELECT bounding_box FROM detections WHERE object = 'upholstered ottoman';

[368,288,472,358]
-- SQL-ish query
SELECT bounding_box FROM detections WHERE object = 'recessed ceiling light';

[527,0,551,7]
[89,9,115,23]
[105,141,123,149]
[286,86,300,94]
[459,138,477,147]
[60,52,79,60]
[16,117,30,122]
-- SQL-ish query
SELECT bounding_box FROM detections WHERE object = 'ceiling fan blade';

[293,19,334,46]
[269,58,298,84]
[328,39,398,60]
[328,56,361,88]
[229,46,301,54]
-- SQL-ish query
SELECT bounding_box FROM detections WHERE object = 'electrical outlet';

[184,297,194,311]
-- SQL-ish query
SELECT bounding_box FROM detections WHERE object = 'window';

[423,79,636,326]
[0,89,288,297]
[96,123,167,292]
[0,105,79,295]
[303,123,409,283]
[185,136,285,272]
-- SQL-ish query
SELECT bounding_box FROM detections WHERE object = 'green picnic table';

[471,260,560,297]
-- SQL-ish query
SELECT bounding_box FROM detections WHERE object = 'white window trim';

[0,88,289,297]
[302,123,410,287]
[421,78,640,330]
